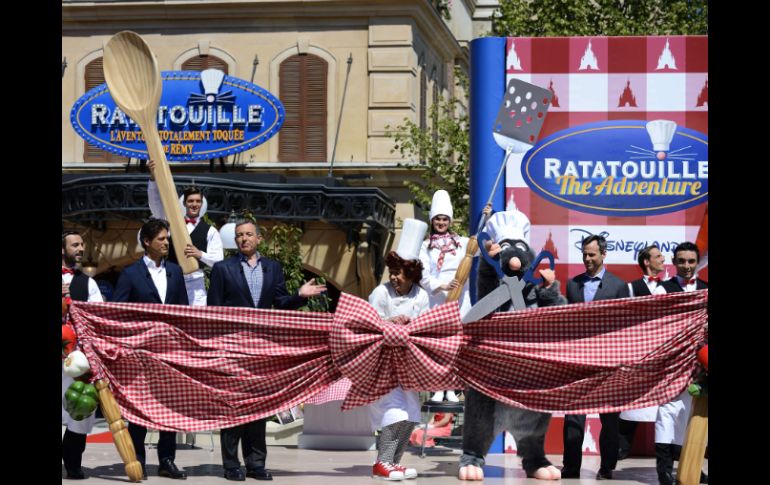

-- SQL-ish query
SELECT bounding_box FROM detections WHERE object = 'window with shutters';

[279,54,327,162]
[181,55,229,74]
[83,58,129,163]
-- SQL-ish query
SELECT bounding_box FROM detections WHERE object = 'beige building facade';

[62,0,498,297]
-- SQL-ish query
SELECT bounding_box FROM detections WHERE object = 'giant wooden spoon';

[103,31,197,275]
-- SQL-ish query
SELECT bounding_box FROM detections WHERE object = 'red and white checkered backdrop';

[69,290,706,432]
[502,36,708,284]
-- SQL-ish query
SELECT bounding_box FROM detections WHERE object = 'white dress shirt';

[62,270,103,302]
[143,255,167,303]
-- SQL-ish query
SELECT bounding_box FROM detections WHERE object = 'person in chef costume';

[419,190,471,403]
[368,218,430,481]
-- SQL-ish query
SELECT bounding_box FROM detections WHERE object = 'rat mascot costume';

[458,207,566,481]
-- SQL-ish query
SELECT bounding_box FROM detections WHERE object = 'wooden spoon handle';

[677,395,708,485]
[95,379,143,482]
[143,124,198,274]
[447,236,478,302]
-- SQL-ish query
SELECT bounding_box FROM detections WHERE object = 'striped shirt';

[240,253,264,308]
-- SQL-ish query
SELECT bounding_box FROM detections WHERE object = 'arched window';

[279,54,327,162]
[83,58,129,163]
[181,55,229,73]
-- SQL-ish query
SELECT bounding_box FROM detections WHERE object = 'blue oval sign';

[521,120,708,216]
[70,70,284,161]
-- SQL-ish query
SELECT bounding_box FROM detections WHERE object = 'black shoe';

[700,471,708,484]
[158,459,187,479]
[224,468,246,481]
[596,469,613,480]
[657,471,675,485]
[66,468,86,479]
[560,467,580,478]
[246,467,273,481]
[618,448,630,461]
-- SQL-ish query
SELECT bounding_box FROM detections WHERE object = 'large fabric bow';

[330,293,464,410]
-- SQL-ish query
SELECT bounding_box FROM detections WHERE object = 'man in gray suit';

[561,234,630,480]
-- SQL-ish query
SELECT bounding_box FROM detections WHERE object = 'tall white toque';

[485,209,531,245]
[429,190,453,223]
[396,218,428,261]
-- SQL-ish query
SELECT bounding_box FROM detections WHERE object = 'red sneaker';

[372,462,405,481]
[394,464,417,479]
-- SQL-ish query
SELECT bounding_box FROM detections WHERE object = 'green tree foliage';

[388,71,470,236]
[491,0,708,37]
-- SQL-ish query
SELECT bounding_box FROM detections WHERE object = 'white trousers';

[368,387,421,430]
[655,390,692,445]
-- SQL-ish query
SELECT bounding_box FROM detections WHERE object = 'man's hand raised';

[298,278,327,298]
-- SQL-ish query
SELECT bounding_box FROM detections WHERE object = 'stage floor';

[64,440,707,484]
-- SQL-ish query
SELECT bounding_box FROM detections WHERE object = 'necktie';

[185,217,197,224]
[686,278,696,285]
[647,275,660,283]
[62,267,75,275]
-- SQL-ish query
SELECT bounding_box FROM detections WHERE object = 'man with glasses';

[208,219,326,481]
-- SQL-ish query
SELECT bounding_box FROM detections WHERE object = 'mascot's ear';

[500,239,535,277]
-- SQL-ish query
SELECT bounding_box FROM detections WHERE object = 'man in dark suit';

[659,241,708,293]
[114,218,189,480]
[562,234,630,480]
[654,241,708,485]
[208,219,326,481]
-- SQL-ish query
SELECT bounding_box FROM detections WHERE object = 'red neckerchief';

[429,233,462,270]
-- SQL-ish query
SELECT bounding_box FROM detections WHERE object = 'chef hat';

[396,218,428,261]
[484,209,531,245]
[429,190,453,223]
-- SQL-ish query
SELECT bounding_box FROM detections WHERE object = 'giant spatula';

[447,78,553,303]
[103,31,197,275]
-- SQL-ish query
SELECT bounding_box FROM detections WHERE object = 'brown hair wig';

[386,251,423,284]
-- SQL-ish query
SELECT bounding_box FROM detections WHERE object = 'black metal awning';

[62,173,396,244]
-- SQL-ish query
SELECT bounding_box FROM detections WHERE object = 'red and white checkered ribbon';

[68,301,341,432]
[457,290,708,414]
[330,293,464,410]
[68,290,707,430]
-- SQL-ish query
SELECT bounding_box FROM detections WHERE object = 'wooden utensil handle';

[676,395,708,485]
[95,379,143,482]
[143,125,198,274]
[447,236,479,301]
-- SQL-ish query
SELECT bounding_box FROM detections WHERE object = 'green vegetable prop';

[64,380,99,421]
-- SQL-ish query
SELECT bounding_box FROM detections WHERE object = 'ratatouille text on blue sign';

[70,69,284,161]
[521,120,708,217]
